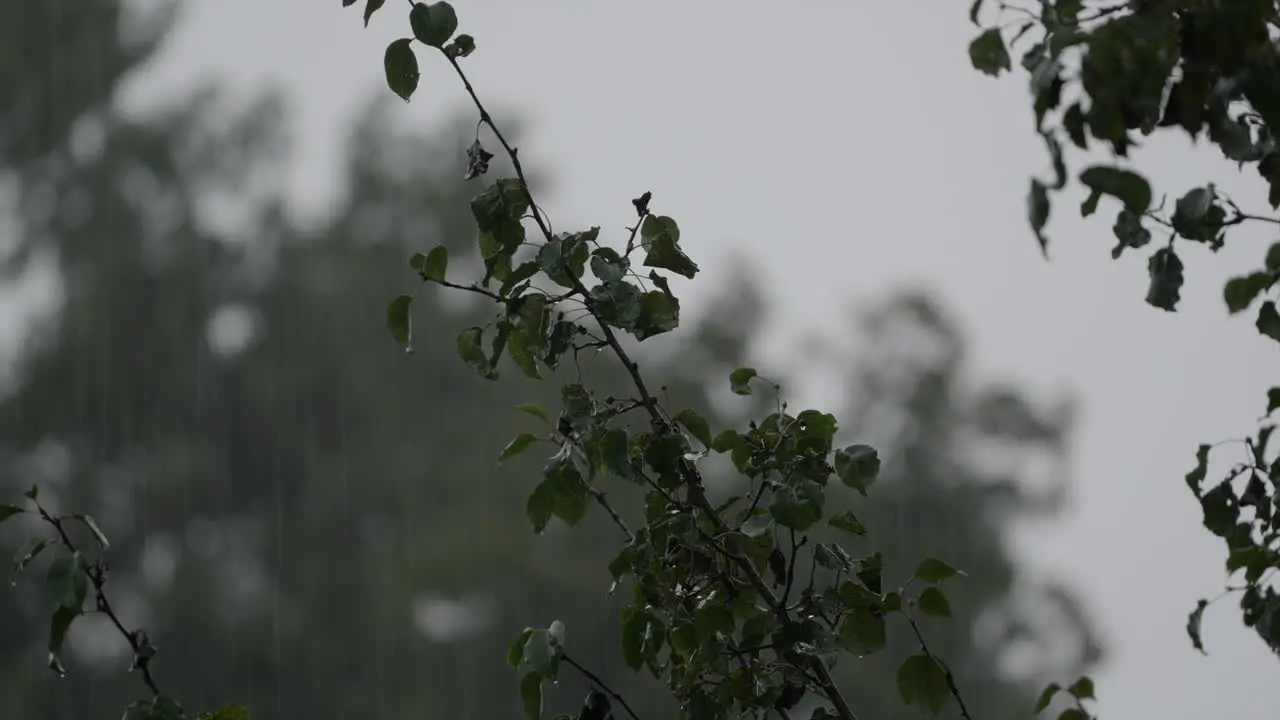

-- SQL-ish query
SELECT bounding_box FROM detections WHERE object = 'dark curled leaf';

[1257,301,1280,343]
[1079,166,1152,214]
[1187,599,1208,654]
[1028,179,1051,255]
[968,28,1011,77]
[1146,247,1184,312]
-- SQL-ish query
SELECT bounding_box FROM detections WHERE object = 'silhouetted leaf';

[1187,599,1208,653]
[729,368,758,395]
[1034,683,1060,713]
[1146,247,1184,311]
[384,39,420,102]
[1029,179,1050,254]
[363,0,386,27]
[0,504,23,525]
[969,28,1011,76]
[1079,166,1152,213]
[410,2,458,48]
[1257,301,1280,342]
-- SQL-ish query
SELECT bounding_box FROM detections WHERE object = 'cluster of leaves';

[0,487,249,720]
[967,0,1280,667]
[366,2,998,719]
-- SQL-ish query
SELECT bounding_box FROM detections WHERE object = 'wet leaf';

[914,557,961,583]
[363,0,386,26]
[410,2,458,48]
[897,654,949,716]
[386,295,413,348]
[828,510,867,536]
[834,444,880,494]
[917,587,951,617]
[500,433,540,464]
[674,409,713,448]
[838,607,886,655]
[384,38,420,102]
[729,368,758,395]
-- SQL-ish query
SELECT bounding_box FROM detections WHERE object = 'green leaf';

[0,504,24,524]
[46,554,88,610]
[507,628,535,668]
[897,654,949,717]
[1028,179,1050,254]
[674,409,713,448]
[1146,247,1184,312]
[590,247,629,284]
[1067,675,1095,700]
[1257,301,1280,343]
[363,0,386,26]
[834,444,880,494]
[1267,242,1280,272]
[769,480,825,531]
[814,542,855,572]
[515,403,550,424]
[693,603,735,640]
[838,607,886,655]
[1079,166,1152,214]
[740,512,774,538]
[384,38,420,102]
[409,2,458,47]
[421,245,448,281]
[457,326,497,379]
[640,215,698,279]
[537,231,592,288]
[1034,683,1061,713]
[386,295,413,349]
[969,28,1011,76]
[448,34,476,58]
[12,537,53,582]
[857,552,884,593]
[72,514,110,549]
[632,287,680,340]
[917,587,951,618]
[914,557,961,583]
[828,510,867,536]
[1224,273,1273,314]
[48,604,80,658]
[543,458,590,527]
[729,367,758,395]
[1057,710,1089,720]
[1267,387,1280,415]
[500,433,540,464]
[1187,598,1208,653]
[520,672,543,720]
[1110,209,1151,259]
[526,482,555,533]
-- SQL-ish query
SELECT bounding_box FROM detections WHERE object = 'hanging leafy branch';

[966,0,1280,664]
[0,486,247,720]
[363,1,1004,719]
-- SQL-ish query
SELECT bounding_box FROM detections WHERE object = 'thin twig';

[441,43,863,720]
[562,652,644,720]
[903,609,974,720]
[36,503,161,697]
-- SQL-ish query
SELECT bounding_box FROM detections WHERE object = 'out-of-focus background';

[0,1,1274,718]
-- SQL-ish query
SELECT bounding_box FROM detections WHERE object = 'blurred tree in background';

[0,2,1098,719]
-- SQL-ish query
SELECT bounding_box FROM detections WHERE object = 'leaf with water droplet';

[387,295,413,349]
[384,38,420,102]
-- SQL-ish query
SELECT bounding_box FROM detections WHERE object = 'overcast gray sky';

[114,0,1279,717]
